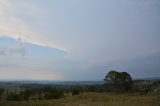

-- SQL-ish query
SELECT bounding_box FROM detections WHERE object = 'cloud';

[0,0,159,62]
[0,37,25,56]
[0,0,160,80]
[0,69,63,80]
[0,0,66,51]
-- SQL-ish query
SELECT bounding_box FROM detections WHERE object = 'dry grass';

[0,92,159,106]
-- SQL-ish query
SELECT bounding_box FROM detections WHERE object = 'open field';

[0,92,159,106]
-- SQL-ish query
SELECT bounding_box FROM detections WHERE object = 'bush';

[70,86,82,95]
[7,93,22,101]
[44,87,64,99]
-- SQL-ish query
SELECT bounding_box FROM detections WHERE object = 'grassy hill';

[0,92,159,106]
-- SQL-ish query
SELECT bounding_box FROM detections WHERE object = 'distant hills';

[135,77,160,81]
[0,77,160,85]
[0,80,105,85]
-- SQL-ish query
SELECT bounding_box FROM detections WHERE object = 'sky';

[0,0,160,81]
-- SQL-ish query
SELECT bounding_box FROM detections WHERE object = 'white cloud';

[1,0,159,62]
[0,0,66,51]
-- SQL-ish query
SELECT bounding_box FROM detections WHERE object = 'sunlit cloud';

[0,0,66,52]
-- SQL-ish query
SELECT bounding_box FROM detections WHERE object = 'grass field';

[0,92,159,106]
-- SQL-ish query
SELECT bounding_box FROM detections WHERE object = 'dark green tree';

[119,72,133,91]
[104,70,133,92]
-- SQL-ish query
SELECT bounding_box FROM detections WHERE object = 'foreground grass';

[0,92,159,106]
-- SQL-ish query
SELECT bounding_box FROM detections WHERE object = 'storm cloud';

[0,0,160,80]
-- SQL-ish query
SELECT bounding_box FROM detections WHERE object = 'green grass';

[0,92,159,106]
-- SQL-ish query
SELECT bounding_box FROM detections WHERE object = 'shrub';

[70,86,82,95]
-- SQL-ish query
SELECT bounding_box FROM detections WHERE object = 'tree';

[104,70,133,92]
[70,86,82,95]
[120,72,133,91]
